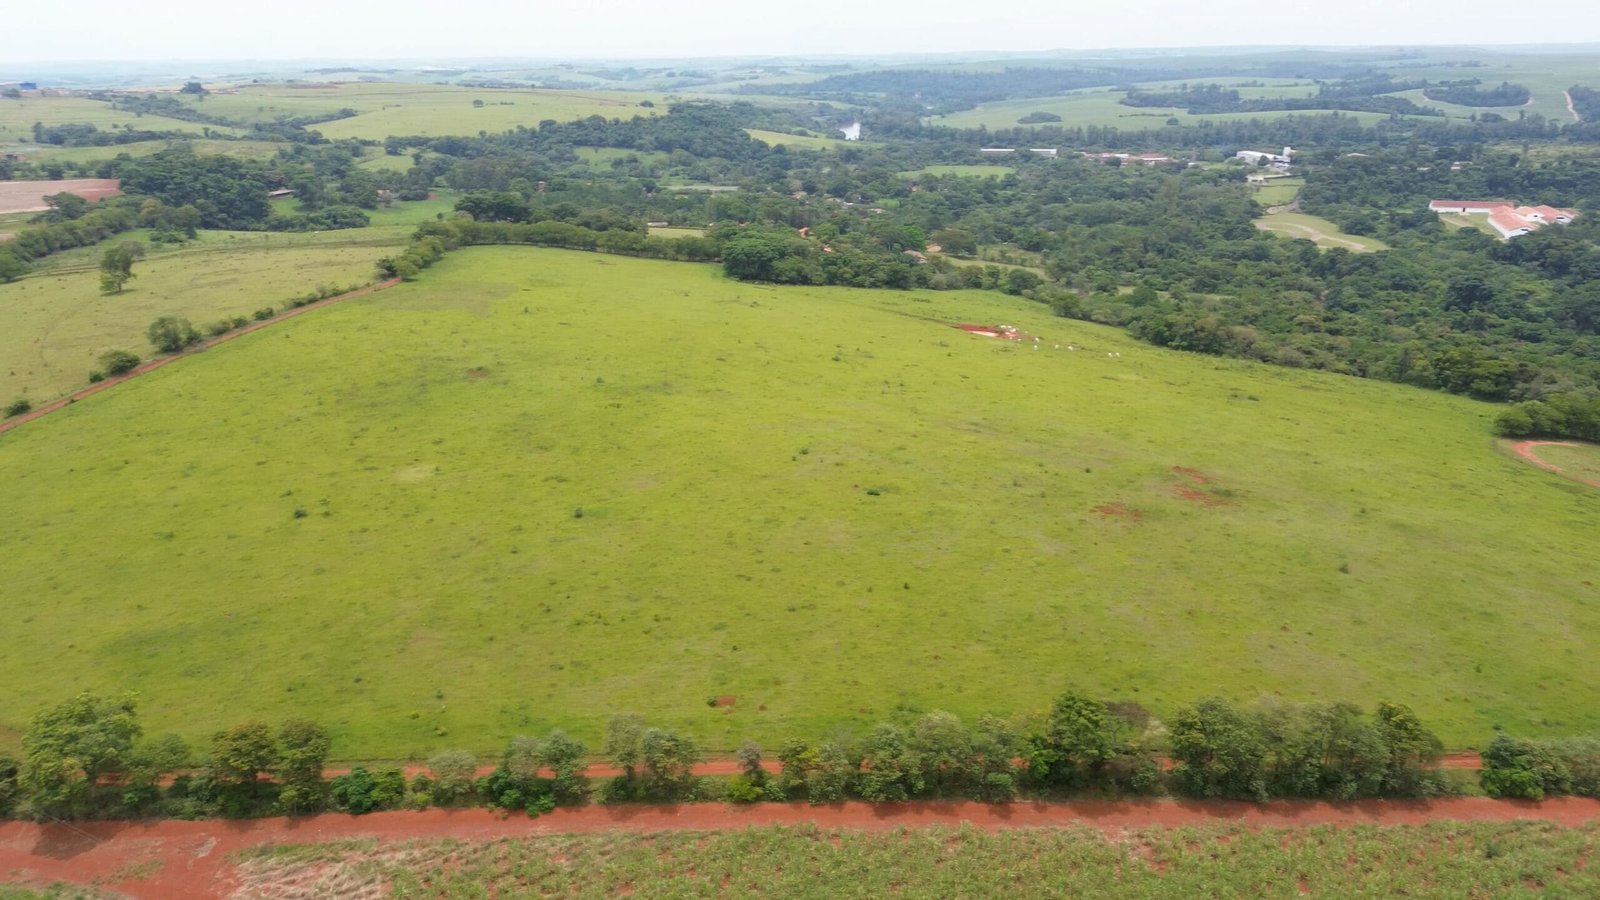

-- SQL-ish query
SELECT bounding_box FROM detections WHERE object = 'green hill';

[1,248,1594,759]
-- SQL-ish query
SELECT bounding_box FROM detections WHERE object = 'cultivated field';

[0,227,416,402]
[0,178,121,214]
[1,248,1596,760]
[1254,211,1389,252]
[230,821,1600,898]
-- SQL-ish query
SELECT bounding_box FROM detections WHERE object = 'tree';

[20,692,142,817]
[274,720,330,813]
[1375,701,1444,797]
[97,349,140,377]
[98,241,145,295]
[1169,697,1268,801]
[427,750,479,804]
[180,81,208,96]
[210,720,278,786]
[1027,691,1127,790]
[640,728,700,801]
[146,316,200,354]
[602,713,647,781]
[540,729,589,803]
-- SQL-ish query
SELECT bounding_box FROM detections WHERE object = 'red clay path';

[1512,439,1600,488]
[3,796,1597,899]
[0,278,401,439]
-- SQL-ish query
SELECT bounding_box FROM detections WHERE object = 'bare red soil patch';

[0,278,402,439]
[1174,484,1232,507]
[1172,466,1212,485]
[1512,440,1600,488]
[712,695,737,708]
[1094,502,1143,521]
[0,178,122,214]
[4,797,1599,899]
[954,323,1023,340]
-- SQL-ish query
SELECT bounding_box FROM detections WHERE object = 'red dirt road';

[0,178,122,214]
[1512,439,1600,488]
[3,796,1597,899]
[0,278,401,439]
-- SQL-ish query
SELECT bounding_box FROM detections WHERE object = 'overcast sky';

[11,0,1600,63]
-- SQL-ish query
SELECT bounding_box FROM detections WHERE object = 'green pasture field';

[178,82,665,131]
[3,139,285,165]
[744,129,853,150]
[647,225,707,239]
[928,89,1405,131]
[1438,212,1501,236]
[1250,176,1303,207]
[900,165,1015,179]
[1,247,1597,760]
[0,227,413,402]
[1531,442,1600,486]
[234,821,1600,897]
[1375,54,1593,124]
[0,96,228,146]
[177,83,670,141]
[1254,212,1389,252]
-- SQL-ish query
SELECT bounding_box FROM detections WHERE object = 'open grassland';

[1254,212,1389,252]
[744,129,853,150]
[232,822,1600,898]
[1250,176,1303,207]
[0,228,414,402]
[928,89,1404,131]
[0,96,227,147]
[3,139,285,165]
[900,165,1016,179]
[1533,442,1600,485]
[1376,54,1595,123]
[168,83,665,141]
[1439,212,1502,236]
[1,248,1597,759]
[647,226,707,239]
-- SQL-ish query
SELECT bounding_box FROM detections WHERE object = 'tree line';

[1,688,1503,823]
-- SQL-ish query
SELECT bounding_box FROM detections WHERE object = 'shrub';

[1480,735,1569,800]
[98,349,141,377]
[146,316,200,354]
[4,398,31,418]
[427,749,478,804]
[88,371,105,383]
[725,774,764,803]
[252,307,275,321]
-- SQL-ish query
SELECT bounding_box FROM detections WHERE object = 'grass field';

[231,821,1600,897]
[900,165,1016,179]
[1439,212,1502,236]
[1534,442,1600,485]
[647,225,707,239]
[928,88,1407,131]
[0,96,225,147]
[1,247,1597,760]
[170,83,667,141]
[1255,212,1389,252]
[745,129,854,150]
[3,139,286,165]
[0,227,415,402]
[1250,176,1303,207]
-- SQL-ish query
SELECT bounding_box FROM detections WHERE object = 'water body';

[839,122,861,141]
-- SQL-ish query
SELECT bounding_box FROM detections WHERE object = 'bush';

[88,371,105,383]
[329,767,407,814]
[98,349,141,376]
[252,307,275,321]
[146,316,200,354]
[1480,735,1569,800]
[4,398,31,418]
[724,774,765,803]
[427,750,479,805]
